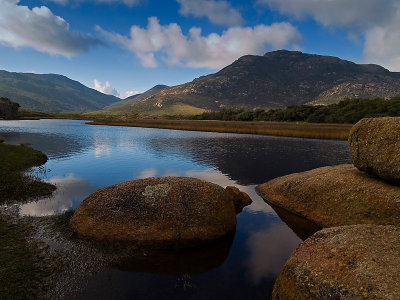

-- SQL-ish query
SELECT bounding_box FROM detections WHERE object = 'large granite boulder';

[257,164,400,227]
[349,117,400,183]
[70,177,250,248]
[273,225,400,300]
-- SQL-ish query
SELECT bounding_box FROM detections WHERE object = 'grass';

[0,143,61,299]
[0,143,55,204]
[0,219,60,299]
[87,119,352,140]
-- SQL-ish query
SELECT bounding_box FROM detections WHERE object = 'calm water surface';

[0,119,350,299]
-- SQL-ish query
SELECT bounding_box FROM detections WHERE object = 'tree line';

[0,97,20,119]
[190,98,400,124]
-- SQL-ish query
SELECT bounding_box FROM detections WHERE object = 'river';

[0,119,350,299]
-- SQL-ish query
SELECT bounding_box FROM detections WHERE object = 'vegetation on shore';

[87,119,352,140]
[0,143,58,299]
[14,97,400,141]
[0,143,55,204]
[190,98,400,123]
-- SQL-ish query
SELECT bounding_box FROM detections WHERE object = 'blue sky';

[0,0,399,98]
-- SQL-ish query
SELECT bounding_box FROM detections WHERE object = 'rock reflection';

[112,235,234,276]
[19,174,98,216]
[245,222,301,284]
[267,203,321,240]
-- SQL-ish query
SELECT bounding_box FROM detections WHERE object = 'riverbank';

[87,119,352,140]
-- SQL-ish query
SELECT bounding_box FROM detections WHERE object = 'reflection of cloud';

[138,168,158,178]
[94,135,111,157]
[245,222,301,284]
[19,174,98,217]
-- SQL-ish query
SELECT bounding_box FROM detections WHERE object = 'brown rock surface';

[70,177,245,248]
[349,117,400,183]
[272,225,400,300]
[257,164,400,227]
[225,186,252,213]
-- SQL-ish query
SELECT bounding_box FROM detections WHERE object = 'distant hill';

[106,85,168,110]
[129,50,400,114]
[0,70,119,112]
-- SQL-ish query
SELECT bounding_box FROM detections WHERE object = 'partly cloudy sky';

[1,0,399,98]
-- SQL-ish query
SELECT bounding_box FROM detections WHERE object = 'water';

[0,119,351,299]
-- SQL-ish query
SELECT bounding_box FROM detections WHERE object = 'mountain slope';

[130,50,400,113]
[105,84,168,110]
[0,70,119,112]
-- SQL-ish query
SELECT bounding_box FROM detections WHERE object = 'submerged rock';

[257,164,400,227]
[70,177,250,248]
[349,117,400,183]
[225,186,252,213]
[273,225,400,300]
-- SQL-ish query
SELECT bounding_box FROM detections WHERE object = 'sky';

[0,0,399,98]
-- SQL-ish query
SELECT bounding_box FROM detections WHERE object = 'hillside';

[0,70,119,112]
[106,85,168,110]
[130,50,400,114]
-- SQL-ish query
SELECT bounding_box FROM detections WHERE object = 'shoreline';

[86,119,352,140]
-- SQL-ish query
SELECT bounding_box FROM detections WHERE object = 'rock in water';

[257,164,400,227]
[69,177,249,248]
[225,186,252,213]
[349,117,400,183]
[272,225,400,300]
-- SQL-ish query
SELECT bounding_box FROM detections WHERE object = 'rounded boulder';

[70,177,240,248]
[349,117,400,183]
[273,225,400,300]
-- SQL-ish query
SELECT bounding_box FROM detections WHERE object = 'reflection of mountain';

[113,235,233,276]
[0,129,90,159]
[145,135,351,185]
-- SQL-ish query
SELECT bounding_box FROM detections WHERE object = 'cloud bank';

[259,0,400,70]
[47,0,141,6]
[93,79,140,98]
[0,0,102,57]
[177,0,243,26]
[97,17,302,69]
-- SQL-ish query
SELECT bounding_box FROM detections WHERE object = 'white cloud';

[120,90,141,98]
[177,0,243,26]
[0,0,102,57]
[97,17,302,69]
[93,79,140,99]
[258,0,400,71]
[93,79,119,96]
[47,0,141,6]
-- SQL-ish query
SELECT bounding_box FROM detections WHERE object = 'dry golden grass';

[87,119,352,140]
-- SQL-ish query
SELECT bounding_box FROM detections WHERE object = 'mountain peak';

[128,51,400,114]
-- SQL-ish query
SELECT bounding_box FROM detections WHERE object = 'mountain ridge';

[129,50,400,114]
[0,70,119,112]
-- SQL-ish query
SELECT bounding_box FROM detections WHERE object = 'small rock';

[225,186,252,213]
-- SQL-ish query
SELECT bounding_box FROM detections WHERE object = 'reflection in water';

[19,174,98,216]
[145,135,351,185]
[114,235,234,276]
[245,222,301,284]
[0,119,351,299]
[267,203,321,240]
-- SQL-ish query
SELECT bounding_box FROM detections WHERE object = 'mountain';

[0,70,119,112]
[105,84,168,110]
[130,50,400,114]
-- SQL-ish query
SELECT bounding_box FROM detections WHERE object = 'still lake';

[0,119,350,299]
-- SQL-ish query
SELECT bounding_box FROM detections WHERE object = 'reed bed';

[87,119,352,140]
